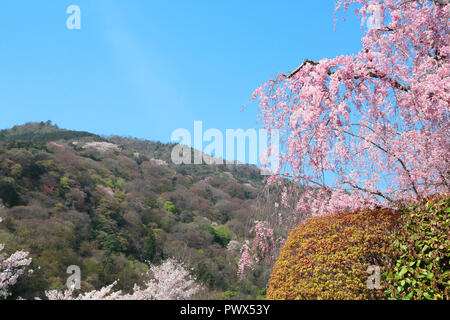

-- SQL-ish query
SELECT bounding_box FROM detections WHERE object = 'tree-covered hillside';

[0,122,268,299]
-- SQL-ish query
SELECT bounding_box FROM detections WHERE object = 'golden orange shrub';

[267,208,400,300]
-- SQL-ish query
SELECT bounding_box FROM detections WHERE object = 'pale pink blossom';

[43,259,202,300]
[241,0,450,277]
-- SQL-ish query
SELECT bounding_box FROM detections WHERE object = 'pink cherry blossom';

[240,0,449,276]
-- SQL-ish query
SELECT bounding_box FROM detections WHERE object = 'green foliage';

[143,228,157,262]
[0,177,22,207]
[0,122,102,144]
[92,175,124,190]
[256,288,267,299]
[211,225,232,247]
[267,209,400,300]
[163,200,177,214]
[0,122,267,299]
[221,290,238,299]
[384,196,449,300]
[6,140,48,151]
[59,176,70,190]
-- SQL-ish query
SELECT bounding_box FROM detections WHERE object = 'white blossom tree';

[44,258,202,300]
[0,218,32,299]
[43,281,123,300]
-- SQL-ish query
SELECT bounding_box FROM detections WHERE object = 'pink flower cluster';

[241,0,449,277]
[238,221,274,279]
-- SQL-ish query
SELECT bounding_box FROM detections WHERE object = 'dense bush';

[384,196,449,300]
[0,178,22,207]
[211,225,232,247]
[267,209,400,300]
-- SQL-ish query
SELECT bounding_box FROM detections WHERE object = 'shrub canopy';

[384,196,449,300]
[267,208,400,300]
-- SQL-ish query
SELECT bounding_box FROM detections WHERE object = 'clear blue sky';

[0,0,364,143]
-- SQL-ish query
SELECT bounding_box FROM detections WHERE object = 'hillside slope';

[0,122,267,299]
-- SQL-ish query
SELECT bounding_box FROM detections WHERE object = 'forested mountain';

[0,122,268,299]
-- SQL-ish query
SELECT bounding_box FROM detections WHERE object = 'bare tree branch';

[286,59,411,92]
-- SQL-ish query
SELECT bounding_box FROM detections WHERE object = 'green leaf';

[403,292,413,300]
[423,292,432,300]
[399,266,408,277]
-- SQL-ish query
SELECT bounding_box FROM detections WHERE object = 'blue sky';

[0,0,364,143]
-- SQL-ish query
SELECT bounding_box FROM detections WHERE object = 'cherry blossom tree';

[124,258,202,300]
[2,213,200,300]
[43,258,202,300]
[241,0,449,275]
[238,221,276,279]
[43,281,122,300]
[0,218,32,299]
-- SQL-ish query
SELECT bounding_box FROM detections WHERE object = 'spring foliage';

[384,196,449,300]
[266,209,400,300]
[0,122,267,299]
